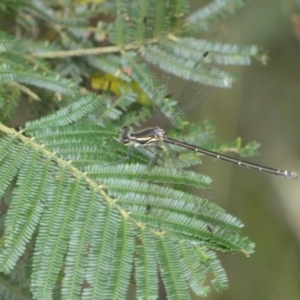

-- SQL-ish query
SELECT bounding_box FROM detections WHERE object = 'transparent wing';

[140,18,230,132]
[139,16,171,127]
[165,50,230,131]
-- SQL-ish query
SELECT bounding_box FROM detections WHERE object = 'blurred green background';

[188,0,300,299]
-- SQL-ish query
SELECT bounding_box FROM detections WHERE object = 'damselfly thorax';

[121,126,165,147]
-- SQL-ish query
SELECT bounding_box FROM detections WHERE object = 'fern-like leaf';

[0,94,254,299]
[155,236,190,299]
[135,228,158,299]
[187,0,248,33]
[25,94,100,131]
[0,31,16,53]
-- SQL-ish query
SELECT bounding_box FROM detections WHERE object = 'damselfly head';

[121,126,131,145]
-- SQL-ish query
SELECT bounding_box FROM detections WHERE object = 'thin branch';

[9,82,40,101]
[31,36,167,59]
[31,44,140,59]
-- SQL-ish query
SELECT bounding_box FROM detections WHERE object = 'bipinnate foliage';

[0,0,262,299]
